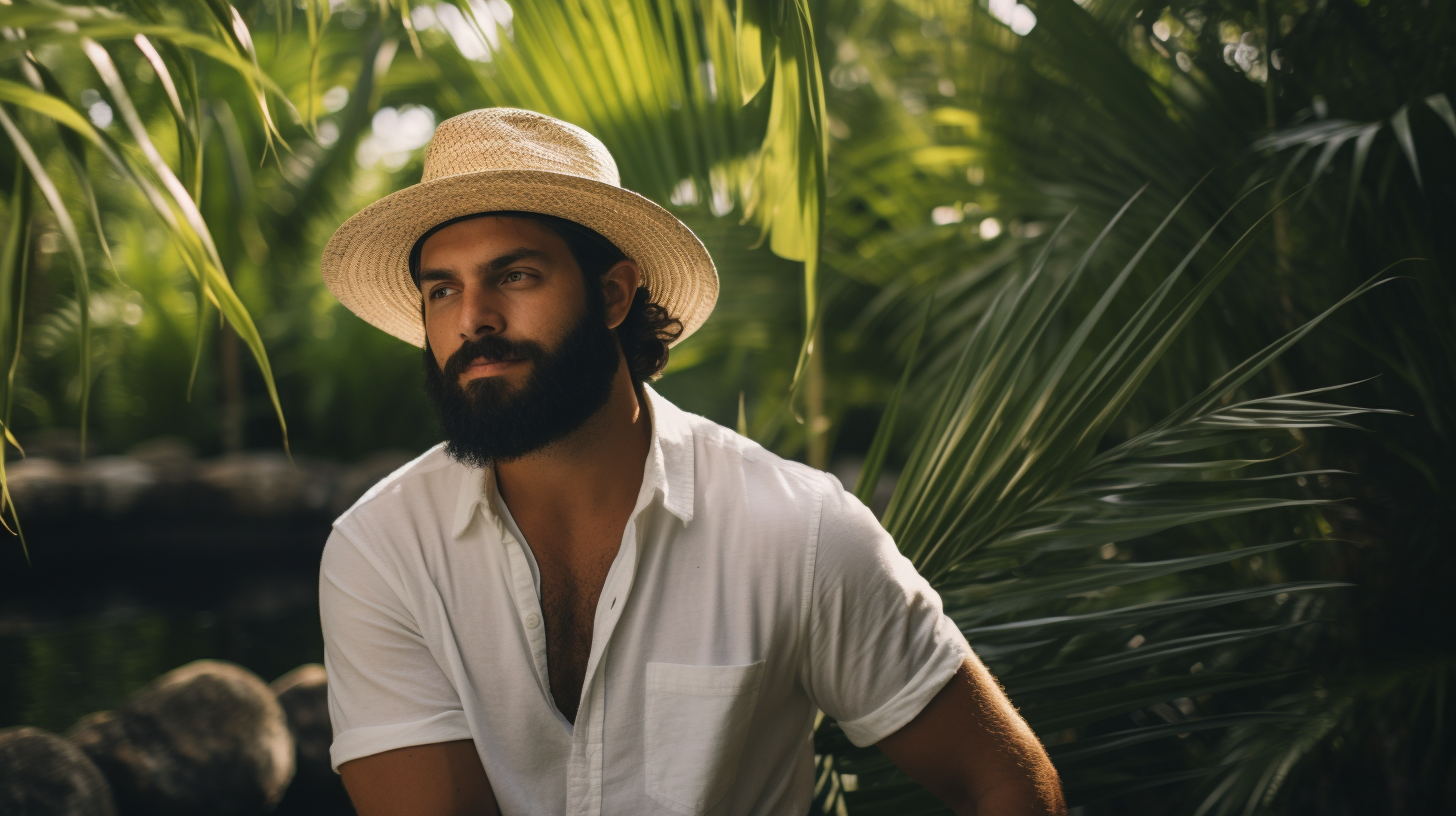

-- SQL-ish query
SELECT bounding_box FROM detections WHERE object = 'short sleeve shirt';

[320,387,971,816]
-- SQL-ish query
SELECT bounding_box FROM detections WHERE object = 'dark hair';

[410,211,683,383]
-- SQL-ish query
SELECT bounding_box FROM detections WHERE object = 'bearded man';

[318,108,1064,816]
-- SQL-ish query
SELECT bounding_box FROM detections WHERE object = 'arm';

[804,478,1063,815]
[877,657,1064,816]
[320,529,486,811]
[340,740,499,816]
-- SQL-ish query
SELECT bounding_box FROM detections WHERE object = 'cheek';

[423,311,457,368]
[431,344,453,371]
[540,279,593,334]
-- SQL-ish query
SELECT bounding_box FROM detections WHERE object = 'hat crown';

[323,107,716,350]
[421,108,621,187]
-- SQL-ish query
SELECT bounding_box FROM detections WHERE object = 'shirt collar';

[451,456,493,540]
[450,384,696,540]
[643,384,696,525]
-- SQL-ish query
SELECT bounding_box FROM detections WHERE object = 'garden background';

[0,0,1452,813]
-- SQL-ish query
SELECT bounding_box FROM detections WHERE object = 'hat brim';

[321,169,718,348]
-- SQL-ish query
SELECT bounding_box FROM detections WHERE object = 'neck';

[493,357,652,537]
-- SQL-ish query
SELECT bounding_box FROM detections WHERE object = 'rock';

[127,436,195,462]
[126,437,197,483]
[4,458,77,518]
[75,456,157,515]
[271,665,355,815]
[271,665,331,771]
[0,726,117,816]
[197,454,330,517]
[70,660,295,816]
[3,440,421,525]
[15,429,99,462]
[331,450,417,515]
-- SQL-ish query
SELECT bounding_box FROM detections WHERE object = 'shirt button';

[525,612,541,629]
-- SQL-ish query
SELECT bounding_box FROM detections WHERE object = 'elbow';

[959,760,1066,816]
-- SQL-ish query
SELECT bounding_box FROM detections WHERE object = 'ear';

[599,259,642,331]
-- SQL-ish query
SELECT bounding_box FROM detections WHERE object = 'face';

[417,215,638,466]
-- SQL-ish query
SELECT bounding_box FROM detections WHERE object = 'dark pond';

[0,444,412,736]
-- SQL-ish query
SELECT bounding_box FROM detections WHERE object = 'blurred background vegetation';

[1,0,1452,813]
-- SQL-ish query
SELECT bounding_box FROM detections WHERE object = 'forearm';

[928,743,1064,816]
[953,765,1066,816]
[340,740,499,816]
[879,658,1066,816]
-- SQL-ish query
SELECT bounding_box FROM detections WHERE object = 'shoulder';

[670,406,882,554]
[681,409,840,505]
[660,401,891,556]
[329,443,467,547]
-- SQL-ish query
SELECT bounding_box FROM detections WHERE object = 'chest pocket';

[644,660,766,815]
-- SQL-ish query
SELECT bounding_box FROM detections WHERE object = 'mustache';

[440,334,547,382]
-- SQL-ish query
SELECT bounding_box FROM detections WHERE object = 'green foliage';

[812,185,1398,813]
[3,0,1450,811]
[811,0,1456,810]
[0,0,314,546]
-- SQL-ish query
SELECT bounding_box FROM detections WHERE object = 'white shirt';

[321,387,971,816]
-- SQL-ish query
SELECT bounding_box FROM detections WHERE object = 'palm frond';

[813,189,1393,813]
[0,0,343,556]
[1254,93,1456,224]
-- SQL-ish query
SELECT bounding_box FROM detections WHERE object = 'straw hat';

[321,108,718,348]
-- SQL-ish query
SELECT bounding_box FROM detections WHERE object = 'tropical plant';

[796,178,1397,812]
[4,0,1449,811]
[0,0,835,532]
[806,0,1456,810]
[0,0,335,551]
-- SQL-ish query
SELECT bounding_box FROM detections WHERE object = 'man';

[318,108,1064,816]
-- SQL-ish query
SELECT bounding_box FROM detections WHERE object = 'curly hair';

[409,211,683,383]
[614,286,682,383]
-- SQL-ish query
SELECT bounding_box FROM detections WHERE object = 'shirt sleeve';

[320,526,473,770]
[802,475,972,747]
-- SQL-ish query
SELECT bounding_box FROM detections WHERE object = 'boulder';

[125,437,197,483]
[197,453,328,517]
[4,458,77,519]
[75,456,157,516]
[0,726,117,816]
[271,664,355,815]
[70,660,294,816]
[331,450,417,515]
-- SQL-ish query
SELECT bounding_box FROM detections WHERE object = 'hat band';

[407,211,626,288]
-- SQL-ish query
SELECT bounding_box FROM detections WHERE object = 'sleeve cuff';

[329,710,473,771]
[837,632,970,747]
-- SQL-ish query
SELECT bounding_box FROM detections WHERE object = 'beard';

[423,307,621,468]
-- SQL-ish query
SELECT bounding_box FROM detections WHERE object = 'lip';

[460,357,523,380]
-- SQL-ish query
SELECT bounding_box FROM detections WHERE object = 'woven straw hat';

[322,108,718,347]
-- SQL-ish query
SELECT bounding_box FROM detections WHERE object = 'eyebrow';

[418,247,550,283]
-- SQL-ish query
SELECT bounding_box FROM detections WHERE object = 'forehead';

[418,215,570,265]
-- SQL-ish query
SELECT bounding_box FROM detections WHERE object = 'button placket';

[569,514,646,816]
[567,665,609,816]
[567,431,665,815]
[499,528,552,707]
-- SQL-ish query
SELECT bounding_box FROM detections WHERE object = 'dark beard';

[423,309,621,467]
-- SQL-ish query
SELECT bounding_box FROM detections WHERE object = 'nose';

[457,282,506,340]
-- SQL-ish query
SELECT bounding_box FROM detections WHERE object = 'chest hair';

[539,546,617,724]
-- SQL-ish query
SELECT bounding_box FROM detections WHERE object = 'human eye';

[501,269,533,285]
[429,285,458,300]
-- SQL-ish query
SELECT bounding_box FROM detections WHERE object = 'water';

[1,519,330,735]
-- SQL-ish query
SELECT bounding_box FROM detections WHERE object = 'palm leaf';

[0,0,310,551]
[0,163,33,559]
[0,105,92,455]
[413,0,830,401]
[812,189,1392,813]
[1254,93,1456,223]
